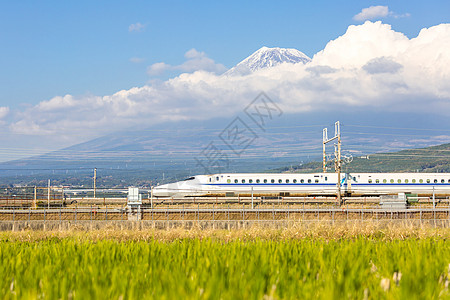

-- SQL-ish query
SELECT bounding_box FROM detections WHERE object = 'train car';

[347,173,450,196]
[152,173,450,197]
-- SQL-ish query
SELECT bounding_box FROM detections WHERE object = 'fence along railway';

[2,187,450,230]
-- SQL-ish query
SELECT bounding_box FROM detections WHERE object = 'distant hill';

[277,143,450,173]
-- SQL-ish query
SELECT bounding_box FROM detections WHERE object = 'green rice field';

[1,225,450,299]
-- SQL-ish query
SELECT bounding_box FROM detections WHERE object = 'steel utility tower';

[323,121,342,205]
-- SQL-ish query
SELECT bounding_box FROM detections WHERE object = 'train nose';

[152,183,179,197]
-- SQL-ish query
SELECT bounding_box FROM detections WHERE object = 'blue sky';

[1,0,449,107]
[0,1,449,162]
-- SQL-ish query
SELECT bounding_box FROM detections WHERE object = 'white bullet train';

[152,173,450,197]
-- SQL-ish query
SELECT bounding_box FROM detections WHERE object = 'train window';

[234,179,238,183]
[398,179,401,183]
[353,177,356,182]
[325,177,328,181]
[300,179,304,183]
[256,179,260,183]
[242,179,245,183]
[383,179,387,183]
[271,179,275,183]
[227,179,231,183]
[293,179,297,183]
[376,179,380,183]
[419,179,423,183]
[308,179,312,183]
[442,179,445,183]
[368,179,372,183]
[216,176,219,181]
[427,179,430,183]
[264,179,267,183]
[278,179,282,183]
[390,179,394,183]
[412,179,416,183]
[448,179,450,183]
[249,179,253,183]
[405,179,409,183]
[286,179,289,183]
[315,179,319,183]
[209,178,212,182]
[434,179,438,183]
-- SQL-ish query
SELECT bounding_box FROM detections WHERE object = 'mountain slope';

[225,46,311,76]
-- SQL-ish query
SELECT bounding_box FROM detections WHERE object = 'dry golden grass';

[1,221,450,242]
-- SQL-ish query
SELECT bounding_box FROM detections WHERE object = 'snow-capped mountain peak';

[225,46,311,76]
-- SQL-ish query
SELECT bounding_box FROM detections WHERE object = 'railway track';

[1,206,450,221]
[2,195,448,207]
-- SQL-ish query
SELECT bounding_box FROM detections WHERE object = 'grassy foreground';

[2,224,450,299]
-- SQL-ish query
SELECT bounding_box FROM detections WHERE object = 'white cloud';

[312,22,410,68]
[0,107,9,119]
[354,6,390,21]
[128,22,145,32]
[353,6,411,21]
[129,57,145,63]
[7,22,450,146]
[37,95,77,111]
[147,48,227,76]
[147,62,172,76]
[393,13,411,19]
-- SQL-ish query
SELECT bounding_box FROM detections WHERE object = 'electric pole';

[93,168,97,198]
[33,186,37,209]
[323,128,328,173]
[48,179,50,208]
[323,121,342,205]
